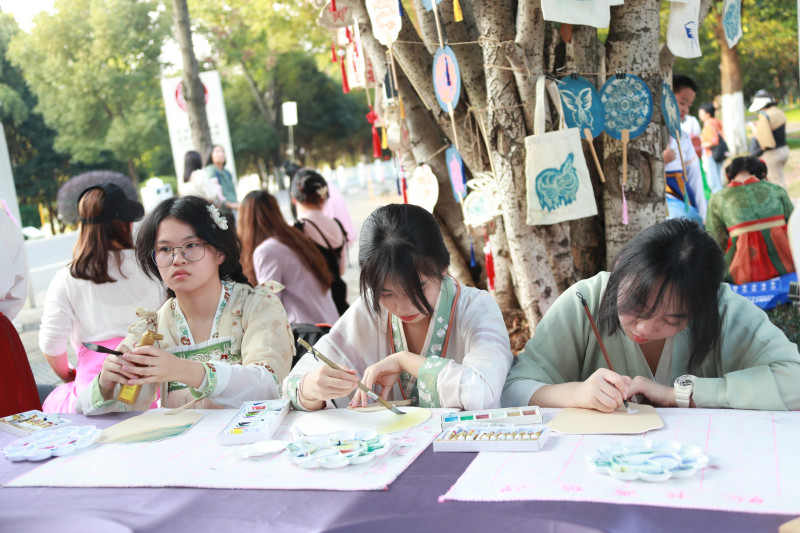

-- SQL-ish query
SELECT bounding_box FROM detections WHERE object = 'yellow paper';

[97,410,204,443]
[547,404,664,435]
[292,406,431,435]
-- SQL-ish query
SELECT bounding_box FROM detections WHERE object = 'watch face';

[676,375,695,387]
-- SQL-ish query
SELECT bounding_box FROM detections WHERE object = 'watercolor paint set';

[0,410,72,437]
[217,400,290,445]
[440,406,542,430]
[433,425,551,452]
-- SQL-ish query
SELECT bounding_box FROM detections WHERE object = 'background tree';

[8,0,171,186]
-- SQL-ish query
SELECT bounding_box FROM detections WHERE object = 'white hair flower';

[207,204,229,230]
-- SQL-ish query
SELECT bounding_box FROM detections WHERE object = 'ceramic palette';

[3,425,101,462]
[285,430,391,469]
[585,439,710,482]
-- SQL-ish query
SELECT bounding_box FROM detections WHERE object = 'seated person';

[503,218,800,412]
[284,204,512,411]
[705,156,794,285]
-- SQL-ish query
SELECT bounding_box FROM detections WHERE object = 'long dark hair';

[238,190,333,289]
[183,151,203,183]
[597,218,725,373]
[70,188,134,284]
[358,204,450,319]
[725,156,768,182]
[135,196,249,298]
[204,144,224,168]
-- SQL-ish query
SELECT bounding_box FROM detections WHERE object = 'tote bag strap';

[534,76,567,136]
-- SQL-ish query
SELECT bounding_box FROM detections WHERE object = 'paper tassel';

[366,107,381,158]
[331,43,337,63]
[330,0,336,12]
[399,95,406,119]
[381,127,388,149]
[484,234,495,291]
[469,239,476,267]
[453,0,464,22]
[340,58,350,93]
[622,188,629,225]
[345,27,352,43]
[401,175,408,204]
[398,0,404,17]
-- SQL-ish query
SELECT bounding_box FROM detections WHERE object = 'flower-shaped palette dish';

[3,425,101,462]
[585,439,709,482]
[285,430,391,469]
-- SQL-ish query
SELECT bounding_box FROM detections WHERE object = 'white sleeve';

[0,209,27,320]
[38,269,75,355]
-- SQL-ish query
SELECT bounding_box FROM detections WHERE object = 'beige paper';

[547,404,664,435]
[97,410,204,443]
[292,406,431,435]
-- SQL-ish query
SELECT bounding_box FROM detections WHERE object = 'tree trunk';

[172,0,212,157]
[714,14,747,155]
[474,0,560,330]
[602,0,666,267]
[127,159,139,188]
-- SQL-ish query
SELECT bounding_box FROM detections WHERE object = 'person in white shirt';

[664,75,707,223]
[39,183,165,412]
[0,203,27,321]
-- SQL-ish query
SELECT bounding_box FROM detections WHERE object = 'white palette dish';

[2,425,101,462]
[585,439,709,482]
[285,430,391,469]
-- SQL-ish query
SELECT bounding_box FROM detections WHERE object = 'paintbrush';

[82,342,124,356]
[575,293,631,413]
[296,338,405,415]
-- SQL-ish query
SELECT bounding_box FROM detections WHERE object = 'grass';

[783,106,800,123]
[767,304,800,349]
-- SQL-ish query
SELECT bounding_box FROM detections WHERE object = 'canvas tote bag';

[526,76,598,226]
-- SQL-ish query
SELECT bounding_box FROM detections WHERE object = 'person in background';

[285,204,512,411]
[39,184,165,413]
[238,190,339,325]
[749,90,789,188]
[292,169,349,315]
[77,195,294,415]
[178,150,223,204]
[705,156,794,285]
[204,144,239,212]
[698,103,725,193]
[664,75,707,223]
[681,104,703,160]
[503,218,800,412]
[284,161,355,243]
[0,204,40,416]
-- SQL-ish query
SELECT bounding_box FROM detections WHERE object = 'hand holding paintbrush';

[576,293,632,413]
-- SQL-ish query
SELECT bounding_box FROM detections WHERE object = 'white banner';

[160,71,237,185]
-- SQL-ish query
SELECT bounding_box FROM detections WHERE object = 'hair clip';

[207,204,229,230]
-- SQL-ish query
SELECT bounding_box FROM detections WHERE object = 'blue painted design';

[661,82,682,140]
[535,153,579,212]
[559,75,604,139]
[683,21,696,40]
[600,74,653,141]
[433,46,461,112]
[421,0,443,12]
[723,0,741,44]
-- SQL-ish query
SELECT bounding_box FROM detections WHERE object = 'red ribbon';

[340,58,350,93]
[366,107,381,158]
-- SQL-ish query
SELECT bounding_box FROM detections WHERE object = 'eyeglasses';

[151,242,207,267]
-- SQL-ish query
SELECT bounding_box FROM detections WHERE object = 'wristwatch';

[674,374,696,408]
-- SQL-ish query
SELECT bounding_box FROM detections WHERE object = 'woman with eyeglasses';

[77,196,294,415]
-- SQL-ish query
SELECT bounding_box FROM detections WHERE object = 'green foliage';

[7,0,171,172]
[662,0,799,109]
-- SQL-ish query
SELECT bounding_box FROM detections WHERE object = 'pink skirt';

[42,338,159,413]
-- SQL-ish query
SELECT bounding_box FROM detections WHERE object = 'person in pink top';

[291,169,349,315]
[238,190,339,325]
[40,183,164,412]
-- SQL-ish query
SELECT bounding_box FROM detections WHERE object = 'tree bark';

[172,0,212,157]
[474,0,560,330]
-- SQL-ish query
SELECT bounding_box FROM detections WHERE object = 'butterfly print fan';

[559,75,606,182]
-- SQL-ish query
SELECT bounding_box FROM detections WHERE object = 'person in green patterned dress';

[705,156,794,284]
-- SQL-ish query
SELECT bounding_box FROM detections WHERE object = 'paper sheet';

[97,410,204,443]
[547,404,663,434]
[5,408,447,491]
[292,406,431,435]
[440,409,800,516]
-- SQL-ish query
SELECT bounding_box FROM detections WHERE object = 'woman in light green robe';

[503,218,800,412]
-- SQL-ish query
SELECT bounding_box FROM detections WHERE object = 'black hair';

[358,204,450,319]
[597,218,724,374]
[725,156,768,182]
[204,144,224,167]
[135,195,249,298]
[699,103,715,117]
[672,74,698,94]
[291,168,329,206]
[183,151,203,183]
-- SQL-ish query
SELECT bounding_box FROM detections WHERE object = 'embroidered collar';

[173,280,234,346]
[728,176,761,188]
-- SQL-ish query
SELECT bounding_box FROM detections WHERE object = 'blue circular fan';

[559,75,604,140]
[661,82,682,140]
[600,74,653,141]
